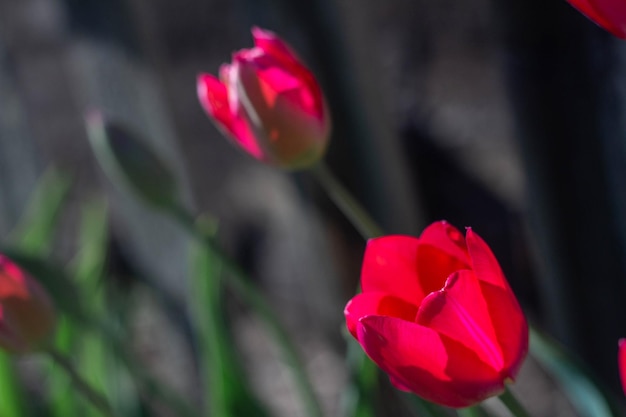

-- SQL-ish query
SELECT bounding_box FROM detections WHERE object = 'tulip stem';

[45,348,118,417]
[311,162,387,417]
[457,405,493,417]
[498,387,531,417]
[311,162,384,239]
[167,205,324,417]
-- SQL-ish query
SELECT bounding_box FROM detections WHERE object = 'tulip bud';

[86,112,180,210]
[344,221,528,408]
[197,27,331,170]
[0,254,56,354]
[566,0,626,38]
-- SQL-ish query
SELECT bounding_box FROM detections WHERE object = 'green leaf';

[340,339,377,417]
[2,168,72,417]
[530,326,623,417]
[189,218,271,417]
[9,168,72,255]
[71,197,141,417]
[0,352,26,417]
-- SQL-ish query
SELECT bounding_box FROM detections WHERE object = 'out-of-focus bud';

[197,27,331,170]
[0,254,56,354]
[86,112,180,210]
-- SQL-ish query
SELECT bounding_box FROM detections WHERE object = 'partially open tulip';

[617,339,626,395]
[566,0,626,38]
[344,221,528,408]
[197,27,330,170]
[0,255,56,354]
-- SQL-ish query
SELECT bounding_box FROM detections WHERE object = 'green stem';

[498,387,531,417]
[312,162,459,417]
[402,393,450,417]
[312,162,388,417]
[311,162,385,417]
[168,206,324,417]
[190,225,230,417]
[311,162,384,239]
[46,348,117,417]
[457,405,493,417]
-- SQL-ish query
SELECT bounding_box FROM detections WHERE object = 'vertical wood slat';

[495,0,626,391]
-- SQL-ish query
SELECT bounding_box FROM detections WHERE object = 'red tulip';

[0,255,56,354]
[619,339,626,395]
[197,27,330,170]
[566,0,626,38]
[344,221,528,408]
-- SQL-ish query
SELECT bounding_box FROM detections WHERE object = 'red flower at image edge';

[0,254,56,354]
[567,0,626,38]
[197,27,330,170]
[619,339,626,395]
[344,221,529,408]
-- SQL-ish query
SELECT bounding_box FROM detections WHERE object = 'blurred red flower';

[617,339,626,394]
[0,255,56,354]
[567,0,626,38]
[344,221,528,408]
[197,27,330,170]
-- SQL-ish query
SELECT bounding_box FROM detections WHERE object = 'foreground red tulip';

[0,255,56,353]
[344,221,528,408]
[619,339,626,395]
[566,0,626,38]
[197,27,330,170]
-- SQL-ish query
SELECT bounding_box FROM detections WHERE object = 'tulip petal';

[197,28,330,170]
[419,221,470,263]
[465,228,527,372]
[619,339,626,396]
[246,29,325,120]
[197,72,265,160]
[361,236,427,305]
[357,315,504,408]
[567,0,626,38]
[416,270,504,372]
[415,244,471,297]
[197,73,234,132]
[466,228,509,290]
[235,51,324,121]
[252,27,302,68]
[344,291,418,338]
[413,222,472,295]
[480,280,528,377]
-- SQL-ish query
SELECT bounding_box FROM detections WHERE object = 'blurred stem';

[311,162,384,239]
[168,205,324,417]
[311,161,387,417]
[312,162,458,417]
[46,348,117,417]
[498,387,531,417]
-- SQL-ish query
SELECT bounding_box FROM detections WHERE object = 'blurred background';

[1,0,626,416]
